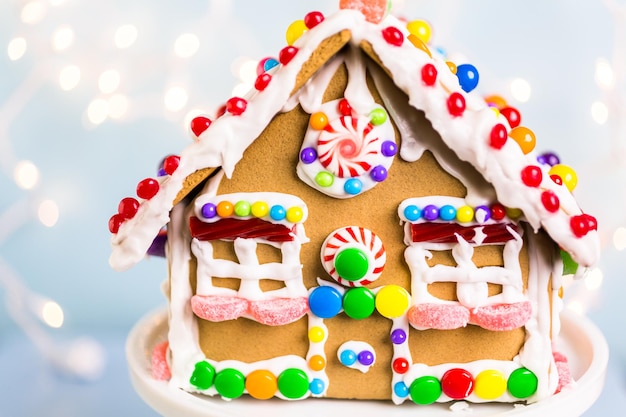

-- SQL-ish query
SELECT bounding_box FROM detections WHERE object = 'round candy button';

[277,368,309,399]
[335,247,369,282]
[214,368,245,399]
[441,368,474,399]
[375,285,411,318]
[475,369,507,400]
[508,367,538,399]
[342,287,375,320]
[410,375,442,405]
[245,369,277,400]
[309,286,343,318]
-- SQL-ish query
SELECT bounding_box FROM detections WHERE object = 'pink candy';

[407,303,470,330]
[407,301,532,331]
[191,294,308,325]
[151,341,171,381]
[469,301,532,331]
[553,351,571,393]
[339,0,387,23]
[249,298,309,326]
[191,295,248,322]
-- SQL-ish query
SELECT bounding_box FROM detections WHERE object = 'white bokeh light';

[59,65,81,91]
[38,199,59,228]
[238,59,258,84]
[52,26,74,51]
[98,69,121,94]
[114,24,138,49]
[566,300,584,315]
[584,268,604,291]
[7,37,27,61]
[21,1,47,24]
[231,83,252,98]
[87,98,109,125]
[591,101,609,125]
[174,33,200,58]
[108,94,129,119]
[164,87,188,112]
[510,78,532,103]
[613,226,626,250]
[595,58,615,90]
[41,301,64,328]
[14,160,40,189]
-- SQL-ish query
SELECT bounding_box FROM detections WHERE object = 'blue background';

[1,1,624,415]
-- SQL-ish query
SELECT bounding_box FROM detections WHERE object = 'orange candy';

[484,95,508,110]
[407,34,432,58]
[308,355,326,371]
[446,61,457,74]
[310,112,329,130]
[508,126,536,154]
[216,201,234,217]
[339,0,388,23]
[245,369,277,400]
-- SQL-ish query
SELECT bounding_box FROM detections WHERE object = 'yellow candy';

[407,34,432,58]
[251,201,269,218]
[474,370,507,400]
[508,126,536,154]
[375,285,410,319]
[406,19,432,43]
[505,207,523,219]
[549,164,578,192]
[286,20,307,45]
[286,206,304,223]
[308,355,326,371]
[216,201,234,217]
[245,369,277,400]
[446,61,457,74]
[309,326,325,343]
[310,112,329,130]
[456,205,474,223]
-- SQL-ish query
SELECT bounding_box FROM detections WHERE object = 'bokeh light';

[164,86,188,112]
[612,226,626,250]
[114,24,138,49]
[98,69,121,94]
[21,1,47,24]
[52,26,74,51]
[41,301,64,328]
[7,37,27,61]
[13,160,40,190]
[509,78,531,103]
[595,58,615,90]
[174,33,200,58]
[108,94,129,119]
[591,101,609,125]
[59,65,81,91]
[87,98,109,125]
[38,199,59,227]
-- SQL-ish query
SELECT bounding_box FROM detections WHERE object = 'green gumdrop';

[189,361,215,390]
[561,250,579,276]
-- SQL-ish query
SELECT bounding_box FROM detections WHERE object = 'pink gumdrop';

[191,295,248,322]
[407,303,470,330]
[249,297,309,326]
[553,352,571,393]
[340,0,388,23]
[151,341,171,381]
[469,301,532,331]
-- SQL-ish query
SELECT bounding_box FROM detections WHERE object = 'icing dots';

[297,99,396,198]
[399,198,511,226]
[321,226,386,287]
[337,341,376,373]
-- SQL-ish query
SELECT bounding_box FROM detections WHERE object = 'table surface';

[1,325,623,417]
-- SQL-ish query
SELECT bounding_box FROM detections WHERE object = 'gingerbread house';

[109,3,600,406]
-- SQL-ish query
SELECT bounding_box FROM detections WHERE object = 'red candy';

[226,97,247,116]
[118,197,139,219]
[191,295,249,322]
[304,11,324,29]
[279,46,298,65]
[216,104,227,118]
[151,341,171,381]
[392,357,409,374]
[541,190,560,213]
[550,174,563,186]
[108,213,125,234]
[137,178,160,200]
[442,368,474,399]
[248,298,309,326]
[163,155,180,175]
[500,106,521,128]
[521,165,543,187]
[382,26,404,46]
[254,73,272,91]
[338,98,352,116]
[489,124,507,149]
[421,63,437,86]
[469,301,532,331]
[407,303,469,330]
[190,116,212,137]
[447,92,466,117]
[490,203,507,221]
[570,214,595,237]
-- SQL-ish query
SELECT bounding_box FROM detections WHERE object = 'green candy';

[277,368,309,399]
[508,368,538,399]
[369,108,388,126]
[343,287,376,320]
[214,368,245,399]
[335,247,369,282]
[189,361,215,390]
[409,376,442,405]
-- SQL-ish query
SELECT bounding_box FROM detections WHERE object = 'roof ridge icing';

[109,7,599,272]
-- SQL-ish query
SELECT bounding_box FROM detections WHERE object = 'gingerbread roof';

[109,8,599,272]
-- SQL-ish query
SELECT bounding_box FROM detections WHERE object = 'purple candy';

[358,350,375,366]
[147,231,167,257]
[381,140,397,157]
[390,328,407,344]
[201,203,217,219]
[422,204,439,221]
[300,147,317,164]
[475,205,491,223]
[370,165,388,182]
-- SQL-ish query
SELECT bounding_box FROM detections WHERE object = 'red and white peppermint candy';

[321,226,386,287]
[317,115,380,178]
